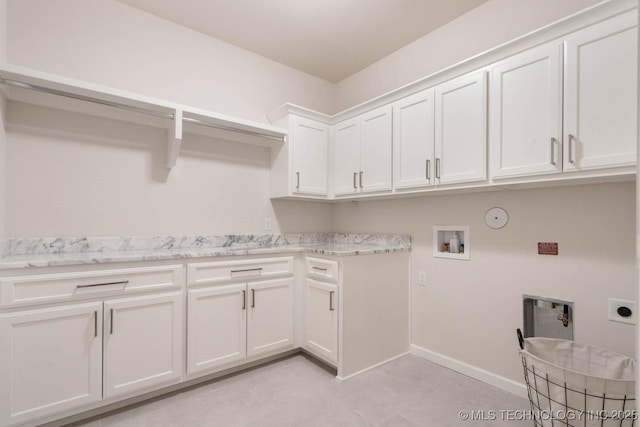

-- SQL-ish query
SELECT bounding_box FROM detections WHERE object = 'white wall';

[333,182,636,383]
[0,0,7,238]
[4,101,332,237]
[334,0,602,111]
[6,0,336,122]
[3,0,335,237]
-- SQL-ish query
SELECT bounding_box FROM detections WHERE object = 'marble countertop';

[0,234,411,269]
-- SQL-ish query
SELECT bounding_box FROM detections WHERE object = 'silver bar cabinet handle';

[329,291,335,311]
[359,171,363,189]
[550,137,556,165]
[568,134,575,164]
[353,172,357,189]
[242,290,246,310]
[110,308,114,334]
[426,159,431,180]
[312,266,328,271]
[435,158,441,179]
[94,311,98,337]
[295,172,300,190]
[230,268,262,274]
[77,280,129,289]
[251,289,255,308]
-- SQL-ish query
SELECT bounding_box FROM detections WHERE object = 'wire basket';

[517,330,636,427]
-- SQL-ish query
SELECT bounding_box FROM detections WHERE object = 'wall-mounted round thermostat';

[485,207,509,229]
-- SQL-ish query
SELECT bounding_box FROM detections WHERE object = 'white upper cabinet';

[359,106,393,193]
[270,114,328,199]
[489,42,563,178]
[434,71,487,185]
[563,11,637,172]
[393,89,436,190]
[333,117,361,195]
[332,105,393,196]
[291,116,329,195]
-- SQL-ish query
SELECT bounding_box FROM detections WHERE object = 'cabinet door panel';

[435,71,487,185]
[187,284,246,375]
[360,105,393,193]
[103,293,182,399]
[393,89,435,189]
[292,116,329,195]
[247,278,294,358]
[564,11,638,171]
[490,43,563,178]
[304,279,338,365]
[0,303,102,425]
[333,118,361,195]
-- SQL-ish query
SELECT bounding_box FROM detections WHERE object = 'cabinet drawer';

[305,257,339,283]
[0,265,184,308]
[187,256,294,287]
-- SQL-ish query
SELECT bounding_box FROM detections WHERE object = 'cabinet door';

[435,71,487,185]
[187,284,247,375]
[304,278,338,365]
[393,89,435,190]
[247,278,294,358]
[360,105,393,193]
[490,43,563,178]
[292,116,329,196]
[564,11,638,171]
[103,293,182,399]
[333,118,361,195]
[0,303,102,426]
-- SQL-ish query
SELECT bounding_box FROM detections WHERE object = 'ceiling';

[117,0,488,83]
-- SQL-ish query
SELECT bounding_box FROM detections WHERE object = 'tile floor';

[75,354,530,427]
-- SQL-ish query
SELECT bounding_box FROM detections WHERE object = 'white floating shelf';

[433,225,470,260]
[0,63,287,169]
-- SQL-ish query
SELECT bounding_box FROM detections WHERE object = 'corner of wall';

[0,0,6,63]
[0,0,7,238]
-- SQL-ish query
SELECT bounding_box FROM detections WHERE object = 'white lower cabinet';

[186,258,295,377]
[0,265,184,427]
[304,278,338,364]
[103,293,183,399]
[0,303,103,426]
[247,278,294,357]
[187,284,247,374]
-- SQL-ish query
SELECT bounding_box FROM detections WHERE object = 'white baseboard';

[336,351,410,381]
[410,344,527,399]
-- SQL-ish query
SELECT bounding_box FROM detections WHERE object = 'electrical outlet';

[264,218,272,231]
[608,298,637,325]
[418,272,426,287]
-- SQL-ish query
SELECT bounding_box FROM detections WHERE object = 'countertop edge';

[0,245,411,270]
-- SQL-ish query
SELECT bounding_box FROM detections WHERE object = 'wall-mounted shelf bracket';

[167,109,183,168]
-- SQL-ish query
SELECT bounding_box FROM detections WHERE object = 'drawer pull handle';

[353,172,358,189]
[426,159,431,180]
[312,266,328,272]
[94,310,98,337]
[435,158,441,179]
[77,280,129,289]
[230,268,263,274]
[251,289,256,308]
[296,172,300,190]
[550,137,557,166]
[110,308,114,334]
[242,290,246,310]
[329,291,335,311]
[359,171,363,189]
